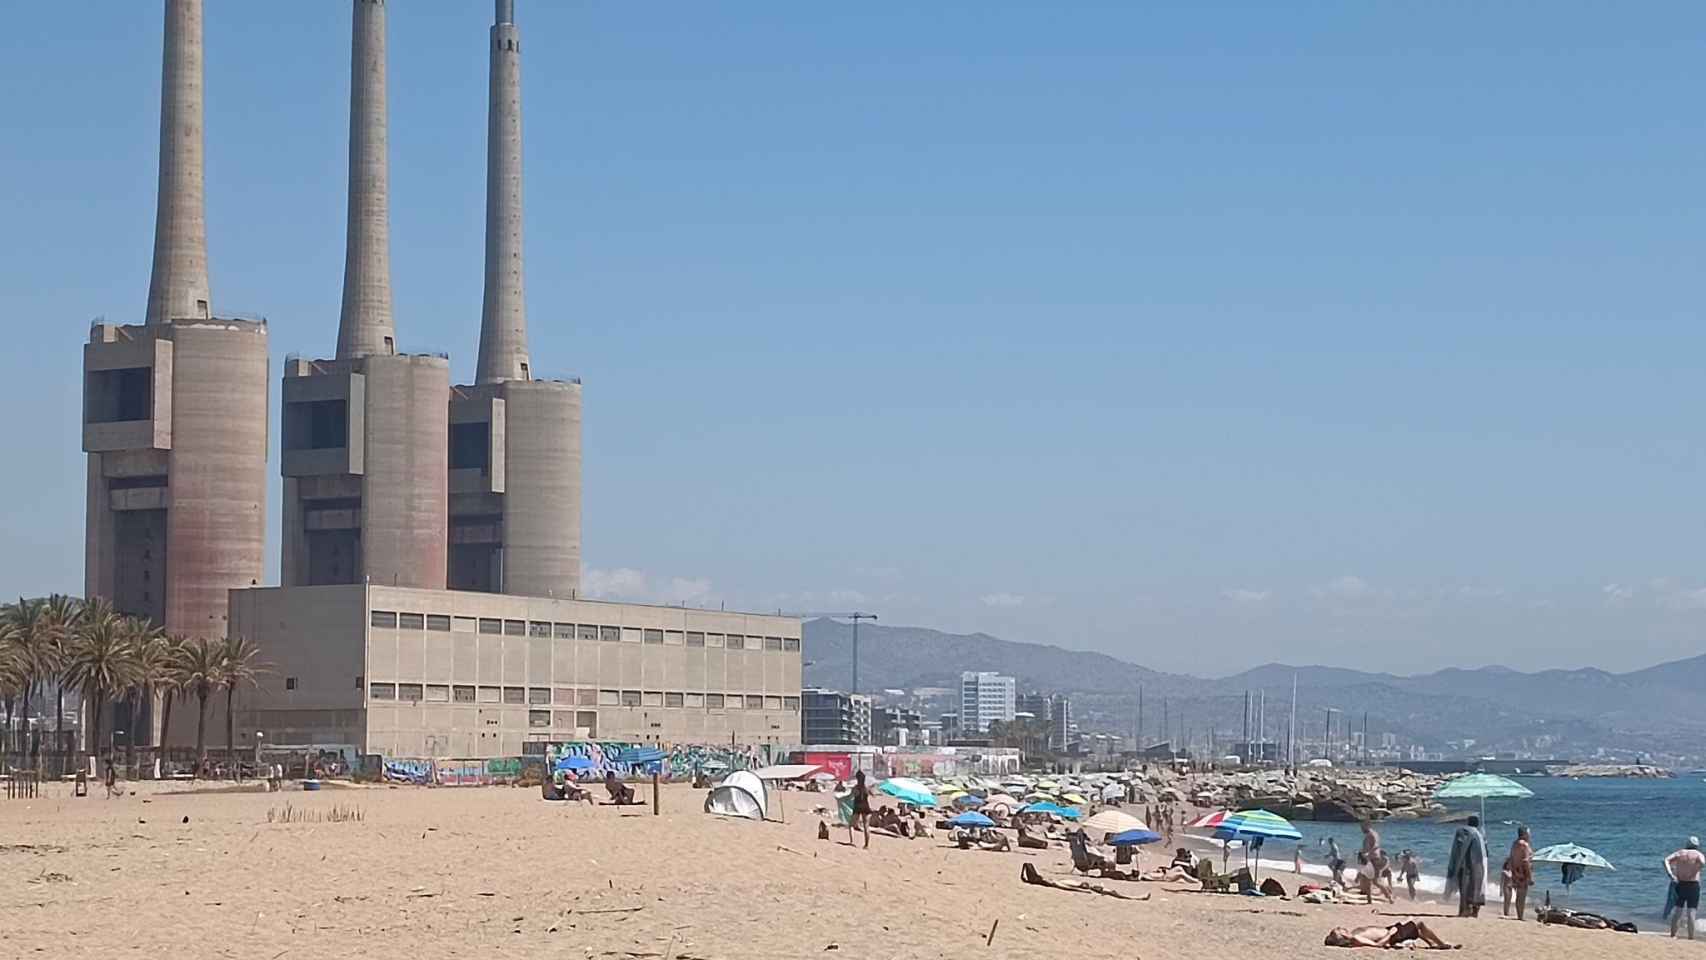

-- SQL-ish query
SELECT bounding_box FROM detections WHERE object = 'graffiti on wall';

[547,741,769,780]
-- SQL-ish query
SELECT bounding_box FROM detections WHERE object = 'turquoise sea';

[1276,777,1702,925]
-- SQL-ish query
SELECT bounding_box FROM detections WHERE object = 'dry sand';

[1,781,1698,960]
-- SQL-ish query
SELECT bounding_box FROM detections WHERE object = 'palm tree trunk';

[124,687,140,775]
[54,684,65,777]
[158,689,175,780]
[225,686,236,780]
[194,691,209,778]
[89,690,105,765]
[3,696,13,755]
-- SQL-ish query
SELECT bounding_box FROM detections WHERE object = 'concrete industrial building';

[447,0,582,599]
[959,672,1016,733]
[280,0,451,591]
[82,0,269,737]
[234,585,801,756]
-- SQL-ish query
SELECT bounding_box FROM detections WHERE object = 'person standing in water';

[1666,837,1705,940]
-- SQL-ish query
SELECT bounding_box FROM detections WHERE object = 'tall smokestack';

[476,0,531,383]
[336,0,396,358]
[144,0,212,325]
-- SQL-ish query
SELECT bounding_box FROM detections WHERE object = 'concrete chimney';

[475,0,531,383]
[144,0,212,325]
[336,0,396,359]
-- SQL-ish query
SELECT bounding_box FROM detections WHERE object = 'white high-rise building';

[960,671,1017,733]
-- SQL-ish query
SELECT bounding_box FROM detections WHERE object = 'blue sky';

[4,2,1704,675]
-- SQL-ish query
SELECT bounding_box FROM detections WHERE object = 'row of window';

[368,611,801,652]
[367,682,801,712]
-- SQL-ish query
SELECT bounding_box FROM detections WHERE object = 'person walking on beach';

[1445,815,1488,918]
[1505,826,1533,920]
[1665,836,1705,939]
[1326,836,1347,889]
[1361,822,1394,903]
[1398,850,1421,901]
[848,770,873,849]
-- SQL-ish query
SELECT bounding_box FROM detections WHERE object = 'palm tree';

[41,595,82,761]
[125,628,172,774]
[2,598,51,758]
[178,637,223,777]
[155,635,189,777]
[62,603,137,761]
[0,641,25,757]
[217,636,265,780]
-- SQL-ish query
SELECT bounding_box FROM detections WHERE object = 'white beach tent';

[705,770,769,821]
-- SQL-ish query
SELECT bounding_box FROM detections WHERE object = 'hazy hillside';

[801,619,1706,756]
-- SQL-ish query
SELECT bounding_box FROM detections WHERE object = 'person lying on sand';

[1019,862,1151,901]
[1016,824,1048,850]
[1324,921,1459,950]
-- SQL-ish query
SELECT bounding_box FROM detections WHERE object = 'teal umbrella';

[1433,773,1533,825]
[877,777,937,808]
[1531,843,1614,901]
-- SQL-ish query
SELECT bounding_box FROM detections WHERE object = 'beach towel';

[1665,881,1678,920]
[1445,826,1487,907]
[835,792,855,827]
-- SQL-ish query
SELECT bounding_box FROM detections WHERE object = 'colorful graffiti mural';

[547,741,770,780]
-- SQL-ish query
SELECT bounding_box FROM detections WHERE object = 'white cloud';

[582,567,720,607]
[1662,587,1706,611]
[981,592,1025,608]
[1220,588,1271,604]
[582,567,648,599]
[1602,583,1635,605]
[1312,575,1373,600]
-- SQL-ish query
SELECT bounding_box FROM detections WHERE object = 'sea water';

[1240,777,1704,925]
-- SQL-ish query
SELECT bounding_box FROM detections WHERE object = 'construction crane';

[791,612,878,694]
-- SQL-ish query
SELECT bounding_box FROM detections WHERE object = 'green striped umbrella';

[1433,773,1533,824]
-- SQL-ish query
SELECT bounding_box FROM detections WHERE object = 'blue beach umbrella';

[1020,802,1081,820]
[949,811,997,828]
[1109,828,1164,847]
[954,794,986,808]
[554,755,595,773]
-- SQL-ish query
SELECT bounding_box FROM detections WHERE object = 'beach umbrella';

[1433,773,1534,825]
[1100,783,1125,801]
[554,755,595,773]
[1531,843,1614,900]
[1187,809,1232,830]
[1210,809,1302,880]
[984,793,1020,809]
[953,794,985,808]
[1081,809,1148,836]
[1020,802,1081,820]
[1062,792,1090,806]
[1109,828,1165,847]
[877,777,937,808]
[948,811,997,829]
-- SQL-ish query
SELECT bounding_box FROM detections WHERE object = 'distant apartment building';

[801,689,872,745]
[874,705,924,746]
[960,672,1016,733]
[1016,692,1049,719]
[1048,695,1072,751]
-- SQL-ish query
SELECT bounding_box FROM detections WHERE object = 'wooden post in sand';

[652,771,660,815]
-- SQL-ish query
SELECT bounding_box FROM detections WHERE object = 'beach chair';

[1195,858,1233,893]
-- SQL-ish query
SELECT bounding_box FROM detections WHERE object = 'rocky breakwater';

[1172,768,1451,823]
[1551,763,1673,779]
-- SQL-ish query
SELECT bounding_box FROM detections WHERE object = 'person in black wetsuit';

[849,770,872,849]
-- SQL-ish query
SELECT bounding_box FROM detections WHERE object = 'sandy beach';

[1,782,1699,960]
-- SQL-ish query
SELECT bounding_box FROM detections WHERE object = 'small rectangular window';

[397,612,425,630]
[285,677,298,691]
[576,710,598,728]
[426,614,451,631]
[426,684,450,702]
[598,689,620,706]
[577,688,598,705]
[764,695,783,710]
[746,695,764,709]
[453,685,476,703]
[744,636,761,650]
[554,710,575,727]
[706,693,725,709]
[398,683,424,702]
[504,619,525,636]
[783,696,800,711]
[783,637,800,652]
[453,616,478,632]
[706,633,724,648]
[528,710,551,728]
[478,618,502,635]
[764,636,783,652]
[529,621,552,638]
[643,629,664,645]
[620,690,642,707]
[726,695,744,710]
[503,686,525,705]
[554,622,575,638]
[664,630,684,646]
[478,685,500,703]
[621,627,642,644]
[685,692,704,708]
[370,611,398,629]
[528,687,551,705]
[369,683,396,700]
[578,624,598,641]
[600,626,620,643]
[642,691,663,707]
[686,632,705,648]
[665,692,684,708]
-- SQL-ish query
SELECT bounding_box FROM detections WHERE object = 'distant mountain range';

[801,619,1706,759]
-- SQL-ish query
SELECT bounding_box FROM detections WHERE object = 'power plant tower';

[82,0,270,738]
[281,0,450,590]
[448,0,582,598]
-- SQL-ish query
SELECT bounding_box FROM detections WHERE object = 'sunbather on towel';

[1325,921,1459,950]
